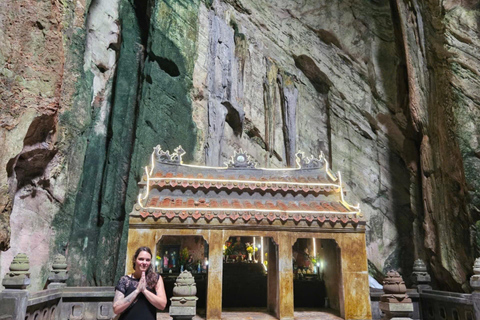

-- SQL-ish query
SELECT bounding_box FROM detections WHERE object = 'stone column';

[277,233,294,320]
[0,253,31,320]
[338,233,371,319]
[470,258,480,319]
[411,259,431,292]
[379,270,413,320]
[206,230,223,320]
[267,237,278,316]
[47,254,69,289]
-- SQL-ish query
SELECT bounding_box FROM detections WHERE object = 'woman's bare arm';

[113,289,140,314]
[143,276,167,310]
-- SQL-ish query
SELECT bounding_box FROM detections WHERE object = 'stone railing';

[2,253,480,320]
[25,288,62,320]
[371,258,480,320]
[0,253,115,320]
[419,289,475,320]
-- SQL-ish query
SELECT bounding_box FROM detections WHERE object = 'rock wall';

[0,0,478,291]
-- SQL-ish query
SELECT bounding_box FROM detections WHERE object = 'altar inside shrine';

[126,146,371,320]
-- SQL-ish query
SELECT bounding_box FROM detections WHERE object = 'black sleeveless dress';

[115,275,159,320]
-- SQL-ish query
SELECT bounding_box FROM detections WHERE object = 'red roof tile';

[147,171,339,194]
[141,197,356,215]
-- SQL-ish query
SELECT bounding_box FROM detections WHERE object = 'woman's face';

[135,251,152,273]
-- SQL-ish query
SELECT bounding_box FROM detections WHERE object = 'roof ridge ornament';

[154,145,185,164]
[295,151,326,169]
[225,149,258,169]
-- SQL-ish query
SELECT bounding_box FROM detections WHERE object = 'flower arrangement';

[246,243,258,254]
[224,241,234,256]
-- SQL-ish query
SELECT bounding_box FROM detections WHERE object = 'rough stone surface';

[0,0,479,292]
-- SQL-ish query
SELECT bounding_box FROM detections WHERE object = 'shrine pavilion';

[126,146,371,320]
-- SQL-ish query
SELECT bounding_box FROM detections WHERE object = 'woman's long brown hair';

[132,246,158,289]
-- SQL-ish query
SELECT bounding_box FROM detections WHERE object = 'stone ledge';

[27,288,62,306]
[61,287,115,298]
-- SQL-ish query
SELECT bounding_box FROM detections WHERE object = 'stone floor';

[158,308,343,319]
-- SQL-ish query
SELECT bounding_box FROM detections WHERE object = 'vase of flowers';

[224,241,234,262]
[246,243,258,262]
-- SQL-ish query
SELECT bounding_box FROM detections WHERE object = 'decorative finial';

[48,254,69,288]
[225,149,258,169]
[411,259,431,290]
[295,151,326,169]
[470,257,480,292]
[154,145,185,164]
[170,271,198,319]
[172,271,197,297]
[2,253,30,289]
[473,257,480,275]
[382,270,409,299]
[380,270,413,319]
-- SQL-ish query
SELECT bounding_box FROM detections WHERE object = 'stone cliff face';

[0,0,478,292]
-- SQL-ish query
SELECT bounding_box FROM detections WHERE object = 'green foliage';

[224,241,233,256]
[179,247,189,265]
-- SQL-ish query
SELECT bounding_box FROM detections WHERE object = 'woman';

[113,247,167,319]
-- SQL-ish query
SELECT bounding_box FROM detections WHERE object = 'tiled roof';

[144,197,350,213]
[134,196,360,225]
[149,171,340,193]
[131,146,363,227]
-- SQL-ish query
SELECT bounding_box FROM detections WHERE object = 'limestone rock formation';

[0,0,478,292]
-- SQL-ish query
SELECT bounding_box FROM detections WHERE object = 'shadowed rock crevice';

[224,0,252,15]
[133,0,153,47]
[308,28,342,49]
[23,114,57,146]
[222,101,244,137]
[148,53,181,77]
[7,114,58,191]
[11,150,58,190]
[293,55,332,95]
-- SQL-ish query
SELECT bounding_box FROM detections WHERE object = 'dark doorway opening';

[222,236,270,309]
[293,238,341,315]
[156,236,209,311]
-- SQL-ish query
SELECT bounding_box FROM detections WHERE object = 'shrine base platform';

[158,308,342,320]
